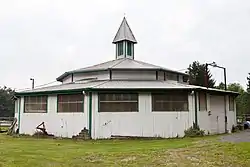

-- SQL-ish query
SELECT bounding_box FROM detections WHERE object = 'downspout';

[194,91,198,128]
[18,97,21,132]
[88,91,92,138]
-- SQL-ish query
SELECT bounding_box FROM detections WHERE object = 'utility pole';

[205,62,227,133]
[30,78,34,89]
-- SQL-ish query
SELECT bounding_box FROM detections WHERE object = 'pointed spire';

[113,17,137,44]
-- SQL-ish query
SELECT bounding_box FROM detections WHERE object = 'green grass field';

[0,134,249,167]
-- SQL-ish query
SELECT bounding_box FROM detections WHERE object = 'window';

[152,92,188,111]
[118,42,123,55]
[166,72,178,81]
[229,96,235,111]
[58,94,84,113]
[99,93,138,112]
[183,76,189,83]
[199,92,207,111]
[127,42,132,55]
[24,96,47,113]
[15,100,18,113]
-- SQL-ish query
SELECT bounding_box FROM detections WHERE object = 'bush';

[232,124,242,133]
[231,125,237,133]
[184,122,205,137]
[237,124,244,131]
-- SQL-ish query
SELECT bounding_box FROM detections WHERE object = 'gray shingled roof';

[16,80,239,95]
[56,58,188,81]
[112,17,137,43]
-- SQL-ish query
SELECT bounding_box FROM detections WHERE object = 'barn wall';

[227,95,237,132]
[62,75,72,84]
[61,71,110,83]
[19,95,88,137]
[112,70,156,80]
[198,93,211,134]
[92,92,195,139]
[198,93,237,134]
[73,71,109,82]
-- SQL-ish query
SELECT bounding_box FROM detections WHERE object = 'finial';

[124,13,126,18]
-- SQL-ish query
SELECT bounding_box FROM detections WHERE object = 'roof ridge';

[132,59,161,68]
[110,58,127,68]
[71,59,119,72]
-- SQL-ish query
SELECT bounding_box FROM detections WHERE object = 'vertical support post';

[194,91,198,128]
[205,63,208,88]
[18,98,21,133]
[109,69,112,80]
[88,91,92,138]
[224,67,227,133]
[30,78,34,89]
[224,68,227,91]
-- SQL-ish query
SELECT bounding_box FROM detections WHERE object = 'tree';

[0,86,15,117]
[216,82,244,94]
[216,82,225,90]
[187,61,216,87]
[247,73,250,93]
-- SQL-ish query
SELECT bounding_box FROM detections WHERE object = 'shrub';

[232,124,241,133]
[237,124,244,131]
[184,122,205,137]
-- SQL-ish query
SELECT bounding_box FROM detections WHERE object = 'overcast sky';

[1,0,250,90]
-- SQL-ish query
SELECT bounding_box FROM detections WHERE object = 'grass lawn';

[0,134,249,167]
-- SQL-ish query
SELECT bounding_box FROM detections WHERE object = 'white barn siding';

[112,70,156,80]
[198,93,211,134]
[17,91,236,138]
[158,71,165,80]
[198,94,237,134]
[73,71,109,82]
[19,95,88,137]
[92,92,195,139]
[62,75,72,84]
[227,95,237,132]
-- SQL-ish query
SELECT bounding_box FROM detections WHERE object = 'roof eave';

[112,39,137,44]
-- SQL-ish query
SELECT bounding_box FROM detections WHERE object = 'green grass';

[0,134,249,167]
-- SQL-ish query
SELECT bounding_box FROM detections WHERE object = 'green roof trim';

[15,89,86,96]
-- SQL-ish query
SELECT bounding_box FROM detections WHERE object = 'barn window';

[152,92,188,111]
[118,42,123,56]
[183,76,189,82]
[15,100,18,113]
[57,94,84,113]
[24,96,47,113]
[229,96,235,111]
[127,42,132,55]
[99,93,138,112]
[166,72,178,81]
[199,92,207,111]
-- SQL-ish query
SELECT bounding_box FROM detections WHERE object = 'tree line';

[188,61,250,116]
[0,61,250,117]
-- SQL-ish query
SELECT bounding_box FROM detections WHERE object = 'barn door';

[210,95,225,134]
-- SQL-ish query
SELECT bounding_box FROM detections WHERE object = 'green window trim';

[23,95,48,113]
[56,94,84,113]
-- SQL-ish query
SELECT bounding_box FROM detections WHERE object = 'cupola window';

[118,42,123,56]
